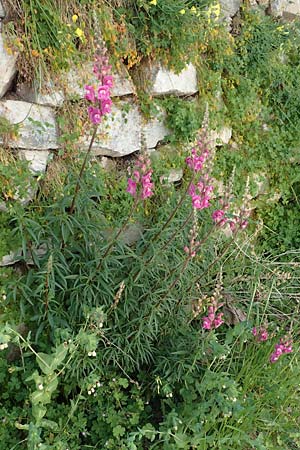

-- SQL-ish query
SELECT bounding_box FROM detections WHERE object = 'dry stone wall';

[2,0,299,177]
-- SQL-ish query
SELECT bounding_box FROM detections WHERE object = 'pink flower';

[88,106,102,124]
[103,75,114,88]
[259,329,268,342]
[101,65,112,76]
[98,85,110,101]
[126,155,154,200]
[189,179,213,211]
[126,178,137,197]
[270,339,292,363]
[252,327,269,342]
[202,303,224,330]
[101,98,112,115]
[212,209,225,223]
[214,313,224,329]
[203,317,212,330]
[84,85,96,102]
[186,147,210,173]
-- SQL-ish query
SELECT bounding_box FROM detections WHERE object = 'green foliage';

[1,3,300,449]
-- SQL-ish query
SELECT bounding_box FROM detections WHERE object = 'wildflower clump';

[84,49,113,125]
[126,154,154,200]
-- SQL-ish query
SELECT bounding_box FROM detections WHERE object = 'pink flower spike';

[84,85,96,102]
[98,85,110,101]
[88,106,102,124]
[126,178,137,197]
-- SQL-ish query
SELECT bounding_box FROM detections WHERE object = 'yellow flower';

[149,0,157,5]
[72,14,78,23]
[179,8,186,14]
[190,6,197,14]
[75,28,84,38]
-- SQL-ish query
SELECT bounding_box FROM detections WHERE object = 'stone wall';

[0,0,299,178]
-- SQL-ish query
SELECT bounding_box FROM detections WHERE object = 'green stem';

[139,175,195,258]
[132,209,194,283]
[96,197,139,270]
[69,126,98,215]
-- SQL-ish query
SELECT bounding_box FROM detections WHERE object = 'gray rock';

[17,81,64,107]
[219,0,241,18]
[84,101,142,157]
[209,126,232,146]
[161,168,183,184]
[145,62,198,97]
[0,100,58,149]
[66,62,135,98]
[273,0,300,16]
[0,33,17,98]
[19,149,51,174]
[143,110,170,149]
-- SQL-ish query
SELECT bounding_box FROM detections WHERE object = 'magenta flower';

[101,65,112,76]
[88,106,102,124]
[126,178,137,196]
[202,303,224,330]
[103,75,114,88]
[98,85,110,101]
[85,52,113,124]
[252,327,268,342]
[270,338,292,363]
[126,155,154,200]
[101,98,113,115]
[84,85,96,102]
[186,147,209,173]
[189,180,213,210]
[212,209,225,223]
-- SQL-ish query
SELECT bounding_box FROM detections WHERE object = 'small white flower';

[38,384,43,391]
[88,390,92,395]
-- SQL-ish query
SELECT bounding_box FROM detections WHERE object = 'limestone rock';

[19,149,50,174]
[66,62,135,98]
[0,100,58,149]
[145,62,198,97]
[219,0,241,18]
[17,81,64,107]
[161,168,183,184]
[0,33,17,98]
[84,101,142,157]
[209,126,232,146]
[143,111,170,149]
[273,0,300,16]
